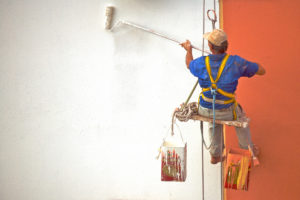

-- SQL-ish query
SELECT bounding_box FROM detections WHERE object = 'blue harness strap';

[211,88,217,140]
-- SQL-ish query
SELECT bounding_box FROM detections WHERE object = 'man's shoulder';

[229,54,242,60]
[193,56,206,62]
[191,56,206,67]
[229,54,246,62]
[227,55,247,66]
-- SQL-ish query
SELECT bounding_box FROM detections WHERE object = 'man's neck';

[211,50,225,55]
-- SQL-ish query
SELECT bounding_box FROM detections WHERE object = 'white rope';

[201,0,224,199]
[174,102,198,122]
[201,0,206,199]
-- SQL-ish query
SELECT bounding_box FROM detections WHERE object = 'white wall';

[0,0,221,199]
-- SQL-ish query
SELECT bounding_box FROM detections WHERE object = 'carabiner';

[207,9,217,30]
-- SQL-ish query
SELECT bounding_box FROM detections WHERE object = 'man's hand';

[180,40,192,52]
[181,40,193,69]
[256,63,266,75]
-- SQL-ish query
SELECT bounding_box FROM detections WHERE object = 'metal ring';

[207,9,217,22]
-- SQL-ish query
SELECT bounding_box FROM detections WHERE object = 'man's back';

[189,53,259,109]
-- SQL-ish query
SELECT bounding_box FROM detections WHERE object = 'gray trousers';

[198,104,253,157]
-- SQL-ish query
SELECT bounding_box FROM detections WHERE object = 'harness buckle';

[210,87,217,95]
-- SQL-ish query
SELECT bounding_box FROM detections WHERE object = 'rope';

[174,102,198,122]
[171,2,221,199]
[200,120,213,150]
[201,0,206,200]
[211,88,217,145]
[198,88,218,151]
[202,3,223,200]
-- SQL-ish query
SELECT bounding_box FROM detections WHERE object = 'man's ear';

[208,42,214,53]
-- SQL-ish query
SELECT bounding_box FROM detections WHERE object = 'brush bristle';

[105,6,114,30]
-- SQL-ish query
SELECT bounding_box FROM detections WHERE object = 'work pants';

[198,104,253,157]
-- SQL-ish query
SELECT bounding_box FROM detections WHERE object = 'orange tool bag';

[224,148,252,191]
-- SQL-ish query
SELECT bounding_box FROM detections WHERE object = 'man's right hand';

[180,40,192,52]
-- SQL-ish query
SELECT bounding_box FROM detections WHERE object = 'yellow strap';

[217,88,235,99]
[205,54,230,86]
[205,56,214,84]
[215,54,230,83]
[202,87,235,100]
[202,87,210,92]
[233,101,237,120]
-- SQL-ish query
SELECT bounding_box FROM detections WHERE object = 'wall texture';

[222,0,300,199]
[0,0,221,200]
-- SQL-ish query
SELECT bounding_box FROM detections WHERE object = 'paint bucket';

[161,132,187,182]
[224,148,251,190]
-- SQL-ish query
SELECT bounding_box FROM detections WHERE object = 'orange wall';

[222,0,300,199]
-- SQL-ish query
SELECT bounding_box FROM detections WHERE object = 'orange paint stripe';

[219,0,224,29]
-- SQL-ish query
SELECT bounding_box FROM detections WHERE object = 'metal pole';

[119,20,210,54]
[221,127,224,200]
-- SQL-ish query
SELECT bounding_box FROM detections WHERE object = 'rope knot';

[174,102,198,122]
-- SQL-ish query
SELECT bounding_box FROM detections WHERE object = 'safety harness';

[199,54,238,120]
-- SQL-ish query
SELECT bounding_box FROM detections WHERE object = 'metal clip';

[210,87,217,95]
[207,9,217,30]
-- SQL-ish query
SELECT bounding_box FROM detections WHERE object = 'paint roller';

[105,6,114,30]
[104,6,210,54]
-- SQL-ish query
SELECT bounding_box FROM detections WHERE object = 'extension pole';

[117,20,211,54]
[181,80,199,110]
